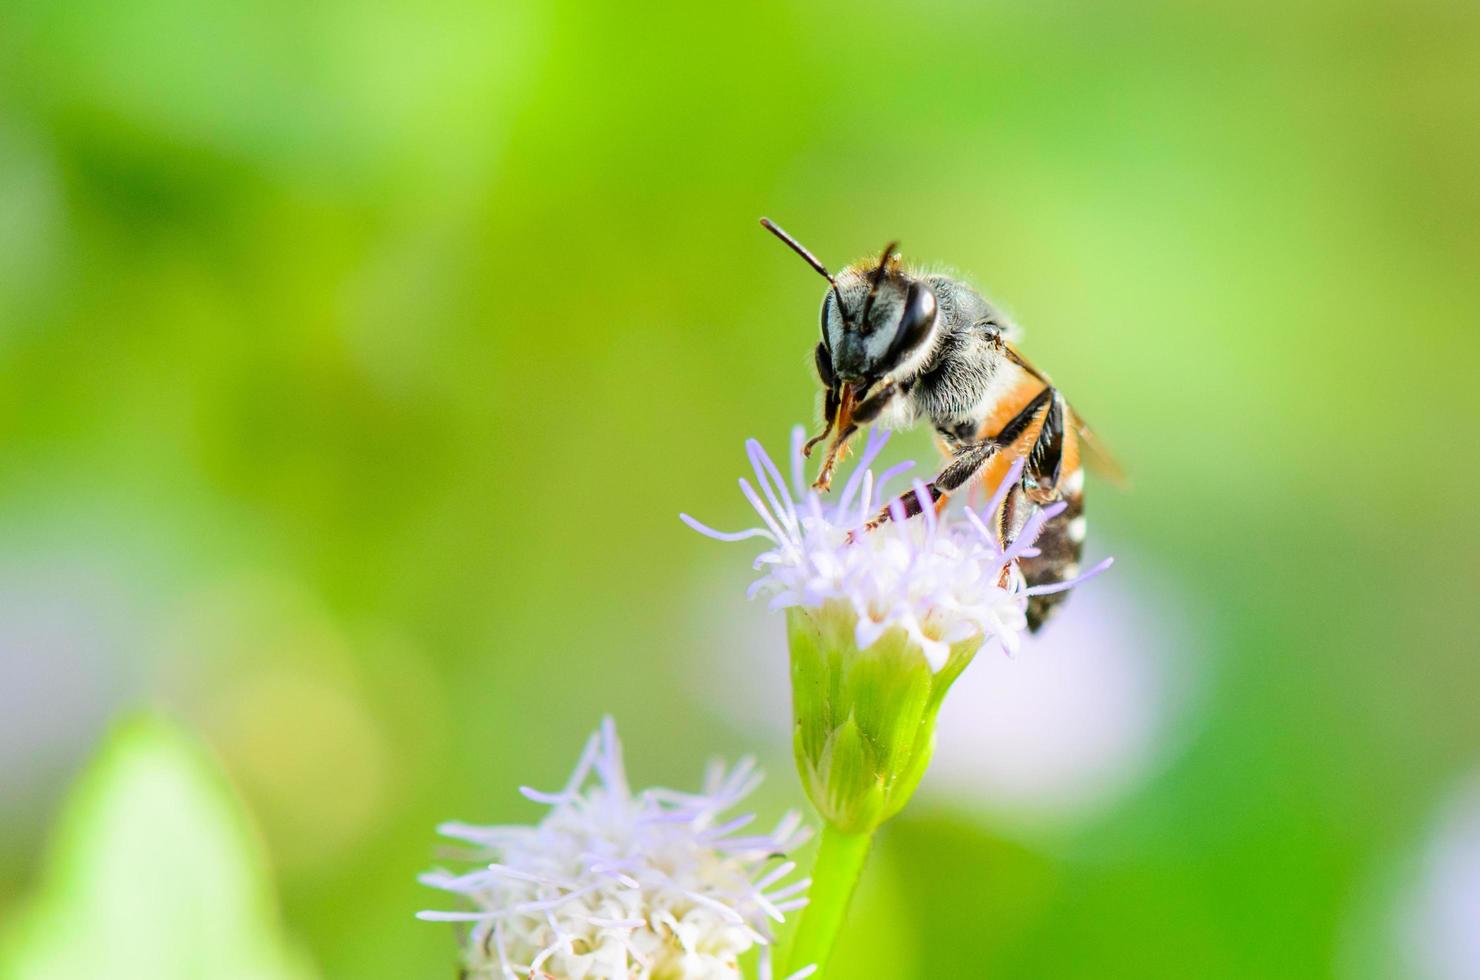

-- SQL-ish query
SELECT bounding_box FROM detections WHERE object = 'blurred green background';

[2,0,1478,976]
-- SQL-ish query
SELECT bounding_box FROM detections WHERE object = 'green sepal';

[788,602,981,833]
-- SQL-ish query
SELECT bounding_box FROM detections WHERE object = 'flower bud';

[684,427,1111,834]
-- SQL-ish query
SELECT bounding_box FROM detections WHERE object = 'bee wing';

[1000,341,1129,488]
[1070,409,1128,488]
[999,340,1050,384]
[1000,343,1124,488]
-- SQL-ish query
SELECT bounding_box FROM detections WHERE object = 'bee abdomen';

[1020,472,1085,632]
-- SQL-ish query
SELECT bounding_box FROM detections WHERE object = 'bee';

[760,218,1122,631]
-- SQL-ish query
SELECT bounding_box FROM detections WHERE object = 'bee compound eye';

[890,282,937,359]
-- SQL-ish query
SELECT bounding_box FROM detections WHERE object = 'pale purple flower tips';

[682,427,1111,669]
[419,718,812,979]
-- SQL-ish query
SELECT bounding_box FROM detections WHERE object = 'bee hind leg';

[1019,483,1084,631]
[1009,387,1085,632]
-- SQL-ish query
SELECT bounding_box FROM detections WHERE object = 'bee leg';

[990,387,1059,544]
[813,431,849,492]
[814,379,898,491]
[850,378,898,425]
[1013,388,1083,632]
[804,343,838,458]
[1022,388,1066,503]
[1021,486,1083,631]
[849,439,999,540]
[805,389,838,458]
[854,386,1054,537]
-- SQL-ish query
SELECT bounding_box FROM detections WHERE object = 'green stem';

[783,822,873,977]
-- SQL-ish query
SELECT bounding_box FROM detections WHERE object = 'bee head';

[823,246,939,387]
[759,218,939,389]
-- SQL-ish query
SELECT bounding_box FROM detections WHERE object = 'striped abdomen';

[972,376,1086,632]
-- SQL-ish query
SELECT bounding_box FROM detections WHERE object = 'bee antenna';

[858,239,900,328]
[759,217,853,327]
[760,217,833,282]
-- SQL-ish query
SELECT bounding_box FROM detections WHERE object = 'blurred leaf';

[0,714,316,980]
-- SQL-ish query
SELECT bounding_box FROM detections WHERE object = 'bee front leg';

[804,343,839,458]
[851,378,898,425]
[804,387,838,458]
[814,379,898,491]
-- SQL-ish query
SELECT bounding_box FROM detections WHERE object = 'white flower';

[682,427,1111,670]
[419,718,814,980]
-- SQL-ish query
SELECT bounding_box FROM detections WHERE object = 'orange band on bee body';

[968,377,1082,518]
